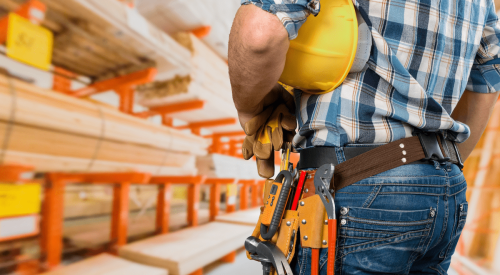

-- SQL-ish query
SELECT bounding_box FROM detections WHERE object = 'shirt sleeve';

[466,2,500,93]
[240,0,320,40]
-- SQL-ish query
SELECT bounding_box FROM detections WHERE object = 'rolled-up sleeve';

[466,3,500,93]
[241,0,320,40]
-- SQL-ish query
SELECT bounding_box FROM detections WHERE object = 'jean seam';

[405,213,436,274]
[345,216,433,226]
[429,265,445,275]
[362,185,381,208]
[341,228,429,251]
[439,171,451,258]
[340,234,425,259]
[340,228,430,240]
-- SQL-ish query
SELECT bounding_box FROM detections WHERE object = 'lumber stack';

[41,253,167,275]
[136,33,240,133]
[0,74,207,174]
[196,154,267,179]
[0,0,191,81]
[136,0,241,59]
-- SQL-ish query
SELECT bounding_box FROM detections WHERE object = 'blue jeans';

[290,146,468,275]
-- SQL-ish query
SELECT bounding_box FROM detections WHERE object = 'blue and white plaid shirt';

[242,0,500,149]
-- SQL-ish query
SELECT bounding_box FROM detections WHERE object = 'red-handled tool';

[314,164,336,275]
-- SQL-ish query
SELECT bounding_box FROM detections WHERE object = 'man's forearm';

[451,90,500,160]
[228,4,290,121]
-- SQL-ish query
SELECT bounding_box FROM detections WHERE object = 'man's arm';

[228,4,290,127]
[451,90,500,160]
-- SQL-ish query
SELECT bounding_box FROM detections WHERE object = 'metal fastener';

[301,219,307,224]
[324,220,328,225]
[286,221,291,226]
[400,143,405,148]
[300,201,305,206]
[322,240,327,245]
[402,158,407,163]
[402,150,407,155]
[430,209,436,217]
[304,188,309,193]
[341,219,347,225]
[460,205,464,211]
[303,236,308,241]
[340,207,349,215]
[307,174,312,179]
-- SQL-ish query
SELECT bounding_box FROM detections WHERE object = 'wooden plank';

[215,208,261,226]
[41,253,167,275]
[119,222,253,275]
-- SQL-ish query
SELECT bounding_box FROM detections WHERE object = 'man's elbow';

[229,5,289,55]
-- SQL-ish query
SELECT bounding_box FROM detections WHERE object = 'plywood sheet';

[215,208,261,226]
[41,253,167,275]
[119,222,253,275]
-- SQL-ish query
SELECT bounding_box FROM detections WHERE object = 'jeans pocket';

[440,202,468,259]
[337,206,435,274]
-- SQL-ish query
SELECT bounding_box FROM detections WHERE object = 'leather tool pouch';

[297,194,329,249]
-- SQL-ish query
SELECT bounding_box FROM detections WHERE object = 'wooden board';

[1,0,191,81]
[119,222,253,275]
[215,208,261,226]
[196,154,264,179]
[41,253,167,275]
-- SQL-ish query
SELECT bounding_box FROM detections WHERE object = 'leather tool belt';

[297,131,463,192]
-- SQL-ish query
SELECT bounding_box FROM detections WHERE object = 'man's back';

[293,0,498,149]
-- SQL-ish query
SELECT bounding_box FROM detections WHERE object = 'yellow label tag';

[6,13,53,71]
[0,183,41,218]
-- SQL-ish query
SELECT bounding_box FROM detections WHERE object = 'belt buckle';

[413,130,450,162]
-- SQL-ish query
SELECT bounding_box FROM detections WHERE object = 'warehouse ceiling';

[136,0,240,60]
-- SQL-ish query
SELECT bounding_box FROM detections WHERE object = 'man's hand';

[451,90,500,160]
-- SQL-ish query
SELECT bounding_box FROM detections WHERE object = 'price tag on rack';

[6,13,53,71]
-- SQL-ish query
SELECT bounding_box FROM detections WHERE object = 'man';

[229,0,500,274]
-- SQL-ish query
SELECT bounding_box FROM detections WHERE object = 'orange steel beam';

[209,183,221,221]
[110,182,130,252]
[52,67,76,94]
[176,118,237,130]
[205,178,237,185]
[71,68,157,97]
[40,172,150,269]
[239,180,256,210]
[221,251,237,263]
[187,183,201,226]
[0,164,33,182]
[156,183,172,234]
[0,0,46,44]
[191,26,211,38]
[117,87,135,113]
[134,100,205,118]
[149,175,206,184]
[213,131,246,138]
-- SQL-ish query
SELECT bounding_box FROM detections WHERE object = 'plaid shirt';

[241,0,500,149]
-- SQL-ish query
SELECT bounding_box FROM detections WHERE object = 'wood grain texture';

[40,253,167,275]
[119,222,253,275]
[215,208,261,226]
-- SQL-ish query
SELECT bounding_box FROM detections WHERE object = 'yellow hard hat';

[279,0,358,94]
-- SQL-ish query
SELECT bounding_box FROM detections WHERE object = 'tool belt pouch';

[247,179,279,260]
[297,194,329,249]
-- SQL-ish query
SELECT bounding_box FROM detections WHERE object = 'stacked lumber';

[41,253,167,275]
[0,0,190,81]
[215,208,261,226]
[136,0,241,59]
[136,33,240,133]
[119,222,254,275]
[0,74,207,174]
[460,105,500,265]
[196,154,265,179]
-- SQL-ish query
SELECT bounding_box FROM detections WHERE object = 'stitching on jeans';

[340,228,430,240]
[450,186,467,196]
[362,185,382,208]
[346,216,433,226]
[341,229,428,250]
[319,249,328,271]
[342,227,401,235]
[339,234,424,258]
[449,179,466,188]
[426,196,441,252]
[406,209,436,274]
[429,266,445,275]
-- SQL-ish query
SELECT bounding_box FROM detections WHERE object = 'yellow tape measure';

[6,13,53,71]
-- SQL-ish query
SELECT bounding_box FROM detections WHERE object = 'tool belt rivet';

[341,219,347,225]
[324,220,328,225]
[286,221,291,226]
[402,150,407,155]
[303,236,308,241]
[323,240,327,245]
[340,207,349,215]
[400,143,405,148]
[300,201,305,206]
[402,158,407,163]
[304,188,309,193]
[301,219,307,224]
